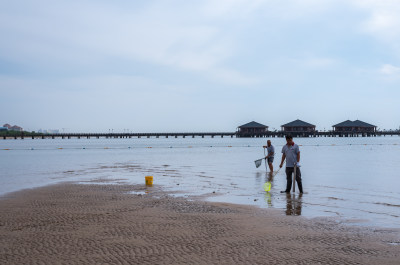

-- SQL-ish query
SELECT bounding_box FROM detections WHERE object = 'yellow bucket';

[145,176,153,186]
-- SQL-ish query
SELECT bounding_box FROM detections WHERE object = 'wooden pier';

[2,132,236,140]
[2,131,400,140]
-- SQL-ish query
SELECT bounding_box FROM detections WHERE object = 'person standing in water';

[279,135,303,193]
[263,140,275,172]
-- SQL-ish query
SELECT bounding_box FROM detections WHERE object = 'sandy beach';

[0,182,399,265]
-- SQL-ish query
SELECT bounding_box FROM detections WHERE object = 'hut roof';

[238,121,268,128]
[333,120,353,127]
[352,120,376,127]
[333,120,376,127]
[281,119,315,127]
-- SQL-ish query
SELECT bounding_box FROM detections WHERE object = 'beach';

[1,182,399,265]
[2,137,400,229]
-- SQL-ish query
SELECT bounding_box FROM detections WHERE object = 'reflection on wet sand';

[266,171,274,183]
[285,193,303,216]
[257,171,275,207]
[255,172,263,186]
[264,192,272,207]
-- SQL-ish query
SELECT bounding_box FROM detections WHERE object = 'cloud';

[0,0,354,87]
[380,64,400,76]
[0,1,262,86]
[1,0,400,131]
[302,57,338,68]
[354,0,400,43]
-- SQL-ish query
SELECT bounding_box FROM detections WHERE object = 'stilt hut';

[281,119,316,133]
[237,121,268,137]
[333,120,377,133]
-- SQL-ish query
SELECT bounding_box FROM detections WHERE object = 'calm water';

[1,136,400,229]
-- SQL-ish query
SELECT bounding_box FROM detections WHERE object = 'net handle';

[264,147,268,172]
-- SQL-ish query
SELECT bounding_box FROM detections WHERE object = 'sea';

[1,136,399,229]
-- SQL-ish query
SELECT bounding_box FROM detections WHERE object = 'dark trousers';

[285,167,303,193]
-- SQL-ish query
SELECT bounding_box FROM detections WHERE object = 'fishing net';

[254,158,263,168]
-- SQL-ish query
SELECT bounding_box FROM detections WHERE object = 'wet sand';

[0,183,399,265]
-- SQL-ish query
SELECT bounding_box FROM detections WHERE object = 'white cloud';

[353,0,400,42]
[0,0,354,87]
[0,1,261,86]
[380,64,400,76]
[303,57,338,68]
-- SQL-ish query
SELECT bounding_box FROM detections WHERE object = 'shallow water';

[1,136,399,229]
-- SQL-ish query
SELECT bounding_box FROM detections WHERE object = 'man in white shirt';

[279,135,303,193]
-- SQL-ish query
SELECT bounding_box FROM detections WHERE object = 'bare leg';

[267,171,273,181]
[268,163,274,172]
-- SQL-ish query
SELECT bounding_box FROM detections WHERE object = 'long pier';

[2,132,236,140]
[2,131,400,140]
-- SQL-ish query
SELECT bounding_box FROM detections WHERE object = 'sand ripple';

[0,183,399,264]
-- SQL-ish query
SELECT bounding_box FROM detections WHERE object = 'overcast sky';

[1,0,400,132]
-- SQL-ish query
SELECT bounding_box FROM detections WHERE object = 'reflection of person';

[279,135,303,193]
[263,140,274,172]
[265,192,272,207]
[285,193,302,216]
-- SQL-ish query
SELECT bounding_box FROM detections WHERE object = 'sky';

[1,0,400,133]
